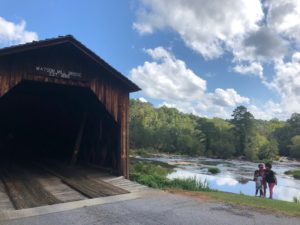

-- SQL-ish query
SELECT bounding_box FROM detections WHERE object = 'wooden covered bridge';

[0,35,144,210]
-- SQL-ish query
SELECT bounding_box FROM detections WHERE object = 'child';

[265,162,277,199]
[254,170,263,197]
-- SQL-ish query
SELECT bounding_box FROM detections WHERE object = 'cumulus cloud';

[133,0,300,119]
[234,27,287,62]
[133,0,292,63]
[130,47,249,118]
[130,47,206,102]
[248,101,284,120]
[271,52,300,114]
[208,88,250,107]
[134,0,263,59]
[0,17,38,46]
[233,62,263,79]
[266,0,300,46]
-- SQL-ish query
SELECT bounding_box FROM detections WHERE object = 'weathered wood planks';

[36,161,129,198]
[0,166,62,209]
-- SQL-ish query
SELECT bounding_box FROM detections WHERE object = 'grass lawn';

[205,191,300,217]
[168,190,300,217]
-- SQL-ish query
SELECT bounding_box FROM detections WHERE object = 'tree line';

[129,99,300,161]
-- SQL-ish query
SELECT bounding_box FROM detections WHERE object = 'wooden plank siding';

[0,72,130,178]
[0,36,139,178]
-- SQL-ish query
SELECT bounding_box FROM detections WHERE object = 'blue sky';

[0,0,300,120]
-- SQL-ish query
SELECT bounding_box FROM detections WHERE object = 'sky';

[0,0,300,120]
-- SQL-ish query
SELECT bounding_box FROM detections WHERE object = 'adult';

[253,163,266,197]
[265,162,277,199]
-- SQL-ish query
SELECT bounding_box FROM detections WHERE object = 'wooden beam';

[70,110,87,165]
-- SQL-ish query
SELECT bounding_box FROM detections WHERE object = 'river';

[141,155,300,202]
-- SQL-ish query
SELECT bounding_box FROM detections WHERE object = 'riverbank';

[129,158,300,217]
[130,148,300,164]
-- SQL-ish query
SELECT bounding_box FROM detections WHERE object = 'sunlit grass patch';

[206,191,300,217]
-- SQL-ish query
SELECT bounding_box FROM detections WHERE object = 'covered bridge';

[0,35,140,179]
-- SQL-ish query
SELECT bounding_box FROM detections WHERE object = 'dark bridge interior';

[0,80,119,170]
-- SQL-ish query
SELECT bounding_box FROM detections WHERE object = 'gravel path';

[1,191,299,225]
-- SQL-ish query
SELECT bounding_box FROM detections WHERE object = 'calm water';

[142,156,300,202]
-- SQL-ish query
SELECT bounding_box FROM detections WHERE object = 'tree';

[196,118,216,154]
[289,135,300,159]
[129,99,298,160]
[287,113,300,133]
[258,139,279,160]
[210,129,235,159]
[231,106,255,157]
[243,134,269,161]
[274,113,300,156]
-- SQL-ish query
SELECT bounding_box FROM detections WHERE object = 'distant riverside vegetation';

[129,99,300,161]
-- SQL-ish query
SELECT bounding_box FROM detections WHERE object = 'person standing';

[254,170,263,197]
[254,163,266,197]
[265,162,277,199]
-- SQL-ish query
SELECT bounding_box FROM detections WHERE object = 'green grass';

[205,191,300,217]
[168,178,209,191]
[284,170,300,179]
[208,167,220,174]
[129,159,209,191]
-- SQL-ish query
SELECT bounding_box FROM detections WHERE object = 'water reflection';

[145,156,300,202]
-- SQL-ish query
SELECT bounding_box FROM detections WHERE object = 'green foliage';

[130,99,205,155]
[197,118,235,158]
[129,99,300,161]
[129,160,209,191]
[275,113,300,156]
[169,177,209,191]
[231,106,255,158]
[129,160,171,188]
[258,139,279,161]
[208,167,220,174]
[284,170,300,179]
[289,135,300,159]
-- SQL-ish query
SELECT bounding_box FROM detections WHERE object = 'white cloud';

[248,101,284,120]
[130,47,206,102]
[271,52,300,114]
[233,62,263,79]
[133,1,300,119]
[233,27,287,62]
[130,47,249,118]
[134,0,263,59]
[266,0,300,46]
[208,88,250,107]
[0,17,38,46]
[138,97,148,103]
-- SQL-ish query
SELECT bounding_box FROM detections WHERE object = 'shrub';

[208,167,220,174]
[284,170,300,179]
